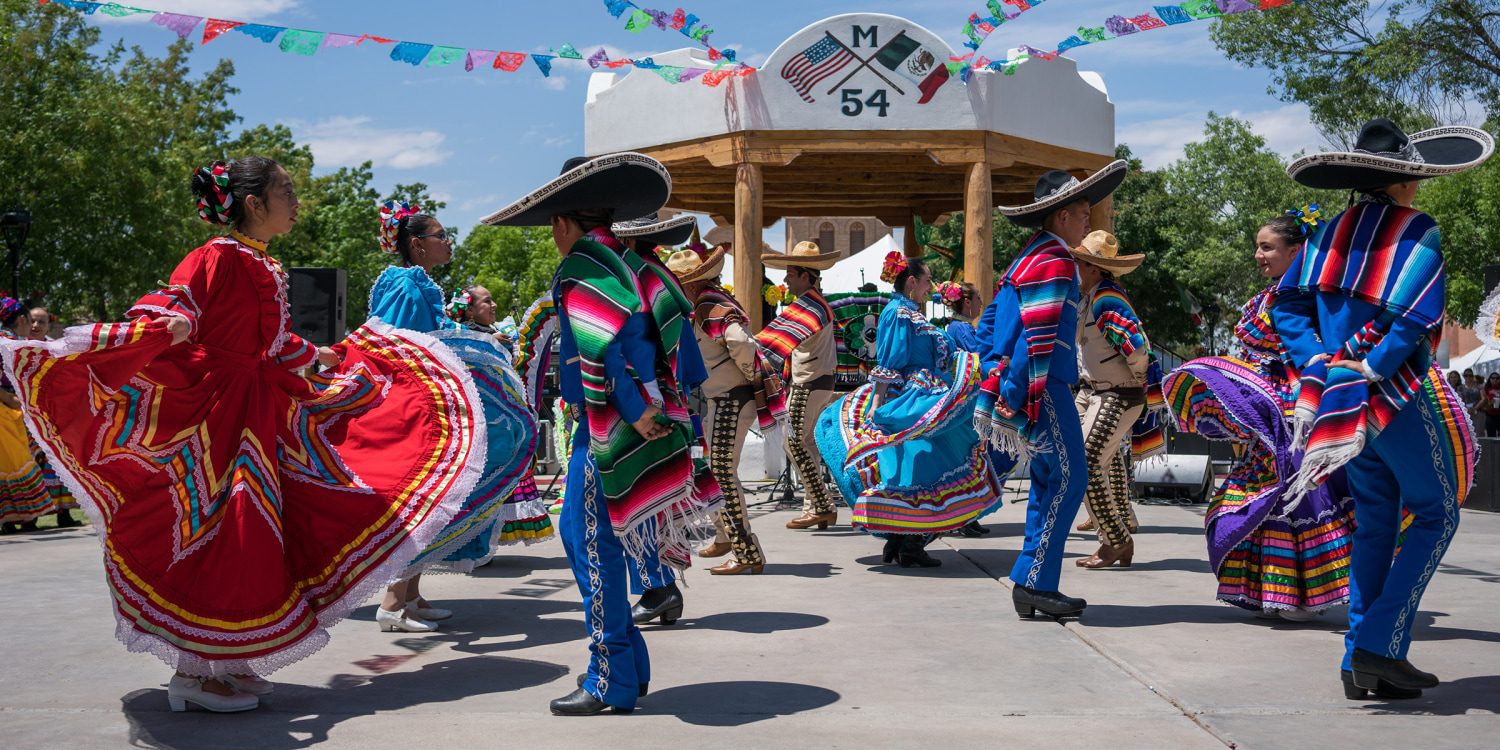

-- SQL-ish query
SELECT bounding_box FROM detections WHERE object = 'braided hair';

[189,157,283,228]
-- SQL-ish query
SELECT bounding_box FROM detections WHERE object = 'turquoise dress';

[369,266,548,574]
[816,292,1001,535]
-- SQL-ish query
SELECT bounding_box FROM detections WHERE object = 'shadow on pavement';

[353,598,586,655]
[643,680,840,725]
[468,554,569,578]
[1412,611,1500,645]
[758,562,841,578]
[1359,674,1500,715]
[1106,557,1214,574]
[1074,603,1350,629]
[121,655,567,750]
[854,550,992,577]
[664,611,829,634]
[947,547,1021,581]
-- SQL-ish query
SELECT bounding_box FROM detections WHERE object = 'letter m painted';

[852,25,878,47]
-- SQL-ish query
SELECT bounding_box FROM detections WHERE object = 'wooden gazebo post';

[734,162,764,330]
[965,162,994,304]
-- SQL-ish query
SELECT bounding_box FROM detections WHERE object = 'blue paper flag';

[603,0,633,19]
[54,1,102,12]
[236,24,285,44]
[390,42,434,66]
[1155,5,1194,24]
[1056,35,1089,54]
[532,54,556,77]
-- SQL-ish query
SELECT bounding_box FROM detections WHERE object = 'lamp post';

[0,208,33,299]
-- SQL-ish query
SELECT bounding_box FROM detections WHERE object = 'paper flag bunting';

[279,29,325,56]
[553,43,582,59]
[532,54,555,77]
[604,0,633,17]
[390,42,433,66]
[495,52,527,72]
[236,24,284,44]
[587,47,610,69]
[99,4,149,17]
[151,12,201,40]
[324,33,362,49]
[653,65,684,83]
[51,1,100,12]
[465,49,498,72]
[202,19,243,45]
[625,10,652,32]
[426,46,464,68]
[1026,0,1309,60]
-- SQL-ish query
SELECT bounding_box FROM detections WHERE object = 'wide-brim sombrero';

[481,152,671,227]
[1068,230,1142,275]
[998,160,1128,228]
[667,247,726,284]
[1287,125,1494,191]
[761,240,841,270]
[613,214,696,247]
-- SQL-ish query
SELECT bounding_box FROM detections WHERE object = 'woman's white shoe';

[405,599,452,621]
[220,673,275,695]
[166,675,259,713]
[377,606,438,632]
[1278,607,1319,622]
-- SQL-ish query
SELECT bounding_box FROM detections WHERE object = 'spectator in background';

[1483,372,1500,438]
[1463,369,1483,410]
[1448,370,1466,398]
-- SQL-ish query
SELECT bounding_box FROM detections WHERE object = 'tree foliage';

[1212,0,1500,139]
[450,225,560,322]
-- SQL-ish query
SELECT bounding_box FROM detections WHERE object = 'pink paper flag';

[465,49,498,71]
[152,13,203,41]
[324,34,362,49]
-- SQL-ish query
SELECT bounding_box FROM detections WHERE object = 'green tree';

[1212,1,1500,138]
[451,225,560,322]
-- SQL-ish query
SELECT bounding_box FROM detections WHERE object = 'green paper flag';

[625,10,653,32]
[98,3,150,17]
[279,29,325,56]
[425,46,465,67]
[553,43,582,59]
[653,65,685,83]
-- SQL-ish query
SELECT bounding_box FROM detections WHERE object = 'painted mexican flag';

[874,33,950,104]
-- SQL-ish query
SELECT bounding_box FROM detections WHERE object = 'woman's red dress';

[0,233,484,676]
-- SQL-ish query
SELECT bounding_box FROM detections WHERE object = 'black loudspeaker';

[1132,454,1213,503]
[1486,264,1500,297]
[1468,437,1500,513]
[287,267,346,346]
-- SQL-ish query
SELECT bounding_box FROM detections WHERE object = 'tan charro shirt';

[694,300,759,400]
[1077,282,1151,389]
[787,288,836,385]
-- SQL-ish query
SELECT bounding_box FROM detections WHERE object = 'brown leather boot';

[698,541,732,558]
[785,511,837,530]
[1076,518,1095,532]
[1080,541,1134,569]
[709,559,765,575]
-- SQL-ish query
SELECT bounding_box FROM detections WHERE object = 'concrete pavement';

[2,481,1498,748]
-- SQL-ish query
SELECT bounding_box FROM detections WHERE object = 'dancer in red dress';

[0,157,484,712]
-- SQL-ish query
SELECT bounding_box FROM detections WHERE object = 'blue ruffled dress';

[370,266,547,574]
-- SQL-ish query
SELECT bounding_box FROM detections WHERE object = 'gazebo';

[585,13,1116,328]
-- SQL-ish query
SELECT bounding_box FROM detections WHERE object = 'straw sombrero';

[998,160,1127,228]
[1069,230,1142,275]
[613,213,696,247]
[1287,118,1494,191]
[481,153,671,227]
[666,247,726,284]
[760,240,841,270]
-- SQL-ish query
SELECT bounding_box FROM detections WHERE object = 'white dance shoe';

[220,673,275,695]
[1278,607,1320,622]
[405,599,452,621]
[167,675,259,713]
[377,606,438,632]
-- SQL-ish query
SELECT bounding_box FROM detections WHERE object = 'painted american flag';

[780,35,855,103]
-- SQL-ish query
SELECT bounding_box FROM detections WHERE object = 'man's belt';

[797,374,836,392]
[1083,382,1146,408]
[721,384,755,405]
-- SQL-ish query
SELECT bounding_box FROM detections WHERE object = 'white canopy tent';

[1447,345,1500,377]
[818,234,902,295]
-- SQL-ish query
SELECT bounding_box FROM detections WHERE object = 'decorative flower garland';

[880,250,907,284]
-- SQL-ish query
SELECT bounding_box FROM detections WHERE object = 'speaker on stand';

[287,268,347,347]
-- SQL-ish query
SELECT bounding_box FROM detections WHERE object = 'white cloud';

[289,116,452,170]
[1117,104,1324,169]
[93,1,300,23]
[459,193,503,212]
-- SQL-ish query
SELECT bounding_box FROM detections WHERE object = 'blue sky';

[78,0,1328,237]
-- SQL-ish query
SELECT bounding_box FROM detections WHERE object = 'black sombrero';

[998,160,1127,228]
[481,153,672,227]
[613,213,696,247]
[1287,118,1494,191]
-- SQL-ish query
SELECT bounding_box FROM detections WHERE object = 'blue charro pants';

[628,516,675,596]
[559,414,650,709]
[1009,379,1087,591]
[1341,392,1462,669]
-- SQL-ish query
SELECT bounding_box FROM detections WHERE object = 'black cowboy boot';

[630,582,683,626]
[1012,584,1086,619]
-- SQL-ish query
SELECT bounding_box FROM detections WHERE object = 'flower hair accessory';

[936,281,965,304]
[0,297,22,321]
[196,163,234,225]
[1285,204,1326,236]
[378,200,422,253]
[880,250,908,284]
[444,287,472,322]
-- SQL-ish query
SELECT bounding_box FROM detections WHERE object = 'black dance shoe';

[881,536,901,564]
[577,672,648,697]
[549,687,632,716]
[1341,669,1423,700]
[1350,648,1439,691]
[953,520,988,539]
[630,583,683,626]
[897,535,941,568]
[1012,584,1086,619]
